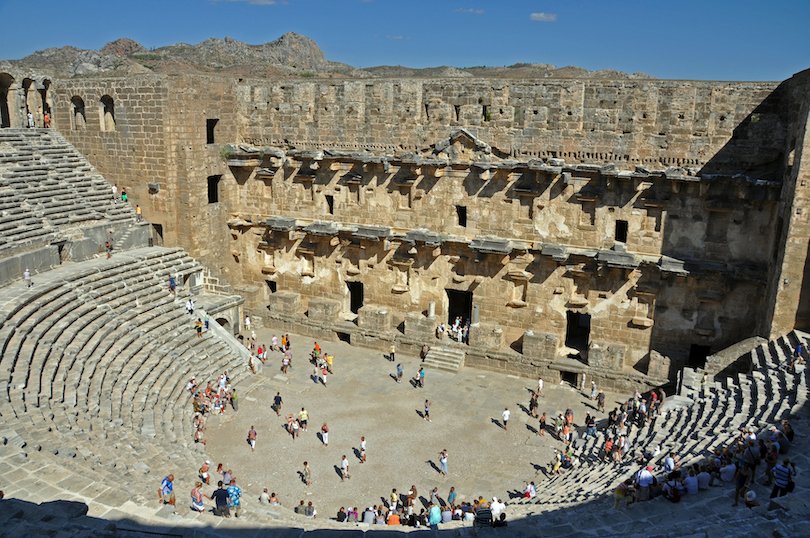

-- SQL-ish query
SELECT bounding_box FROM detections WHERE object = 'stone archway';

[99,95,116,131]
[216,317,232,334]
[0,72,17,128]
[70,96,86,130]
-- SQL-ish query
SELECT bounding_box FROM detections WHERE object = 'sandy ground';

[203,327,625,517]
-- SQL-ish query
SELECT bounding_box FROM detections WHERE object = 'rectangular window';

[615,219,628,243]
[206,118,219,144]
[207,175,221,204]
[456,205,467,227]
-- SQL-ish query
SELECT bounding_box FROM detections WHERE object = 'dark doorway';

[0,72,12,128]
[565,311,591,352]
[336,332,351,344]
[456,205,467,227]
[446,289,473,326]
[325,194,334,215]
[216,317,231,333]
[266,280,277,294]
[347,281,364,314]
[688,344,711,369]
[151,223,164,246]
[206,118,219,144]
[207,175,221,204]
[561,371,578,387]
[615,220,628,243]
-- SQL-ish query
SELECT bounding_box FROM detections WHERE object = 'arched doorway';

[22,78,42,127]
[40,79,52,126]
[99,95,115,131]
[70,96,86,130]
[0,73,16,128]
[216,317,232,333]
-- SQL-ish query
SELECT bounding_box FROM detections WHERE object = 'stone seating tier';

[0,247,246,480]
[0,129,136,253]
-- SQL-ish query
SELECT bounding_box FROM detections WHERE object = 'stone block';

[523,330,560,361]
[404,312,435,338]
[267,291,301,315]
[357,304,391,332]
[647,350,671,380]
[306,296,341,322]
[587,341,625,370]
[469,322,503,350]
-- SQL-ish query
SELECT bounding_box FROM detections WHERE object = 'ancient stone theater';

[1,35,809,535]
[5,68,807,389]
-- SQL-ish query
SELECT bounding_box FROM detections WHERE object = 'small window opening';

[207,175,221,204]
[266,280,277,293]
[454,105,460,121]
[456,205,467,227]
[206,118,219,144]
[325,194,334,215]
[482,105,490,122]
[615,220,628,243]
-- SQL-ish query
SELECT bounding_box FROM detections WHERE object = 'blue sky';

[0,0,807,80]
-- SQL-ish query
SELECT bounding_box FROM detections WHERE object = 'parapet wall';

[237,78,785,177]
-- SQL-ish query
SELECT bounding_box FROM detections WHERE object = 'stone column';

[427,301,436,319]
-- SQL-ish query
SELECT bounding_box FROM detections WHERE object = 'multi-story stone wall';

[237,78,785,178]
[6,66,807,388]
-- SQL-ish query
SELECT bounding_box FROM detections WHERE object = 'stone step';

[422,345,466,372]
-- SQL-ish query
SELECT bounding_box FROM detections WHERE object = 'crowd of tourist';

[163,318,802,527]
[610,418,798,510]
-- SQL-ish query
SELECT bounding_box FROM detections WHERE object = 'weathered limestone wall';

[763,70,810,335]
[54,75,173,236]
[28,68,810,384]
[237,78,784,177]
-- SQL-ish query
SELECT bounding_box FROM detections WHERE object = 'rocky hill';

[1,33,649,80]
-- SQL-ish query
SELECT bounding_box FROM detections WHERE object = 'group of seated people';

[329,487,508,527]
[613,419,797,508]
[187,371,234,444]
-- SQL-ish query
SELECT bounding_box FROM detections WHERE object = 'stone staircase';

[422,345,466,372]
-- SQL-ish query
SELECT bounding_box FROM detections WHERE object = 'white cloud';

[454,8,485,15]
[529,12,557,22]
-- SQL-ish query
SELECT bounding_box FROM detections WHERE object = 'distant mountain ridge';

[0,33,650,79]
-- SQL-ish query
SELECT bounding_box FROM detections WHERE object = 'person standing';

[121,189,128,203]
[199,460,211,485]
[158,474,176,506]
[247,425,257,451]
[27,111,34,128]
[396,363,404,383]
[23,268,32,288]
[135,204,143,222]
[303,461,312,487]
[502,408,510,431]
[538,412,547,436]
[211,481,230,517]
[389,342,396,362]
[191,481,205,512]
[340,455,351,480]
[272,392,283,416]
[418,367,426,388]
[424,400,431,422]
[439,449,448,476]
[244,315,251,332]
[299,408,309,431]
[320,423,329,446]
[538,377,544,396]
[360,436,367,463]
[227,478,242,518]
[43,111,50,128]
